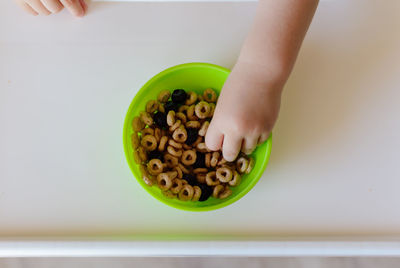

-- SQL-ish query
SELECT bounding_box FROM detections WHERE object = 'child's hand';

[15,0,87,17]
[205,61,282,161]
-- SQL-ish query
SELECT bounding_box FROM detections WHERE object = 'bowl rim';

[123,62,272,211]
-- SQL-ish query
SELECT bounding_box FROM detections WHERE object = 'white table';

[1,0,400,257]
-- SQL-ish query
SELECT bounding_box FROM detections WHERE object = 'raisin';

[153,112,168,128]
[185,128,198,145]
[198,183,213,201]
[193,152,206,169]
[171,89,188,104]
[148,150,163,160]
[164,101,179,113]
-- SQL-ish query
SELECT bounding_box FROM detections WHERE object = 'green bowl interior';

[123,63,272,211]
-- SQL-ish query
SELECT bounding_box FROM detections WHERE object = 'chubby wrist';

[233,57,289,94]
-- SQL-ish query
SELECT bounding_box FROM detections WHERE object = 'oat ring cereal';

[141,135,158,151]
[157,173,172,191]
[178,184,194,201]
[212,184,224,198]
[185,91,198,105]
[170,178,183,194]
[181,150,197,166]
[219,186,232,199]
[147,159,163,175]
[169,119,181,132]
[229,171,241,187]
[198,121,209,137]
[236,157,249,174]
[168,139,182,149]
[203,88,217,102]
[146,100,158,113]
[132,116,145,132]
[140,111,154,126]
[158,136,168,151]
[131,133,140,149]
[167,145,182,157]
[195,101,210,119]
[167,111,176,126]
[216,167,233,183]
[175,112,187,124]
[164,153,179,168]
[172,126,187,143]
[206,171,220,186]
[186,105,197,121]
[141,127,154,136]
[158,90,171,103]
[210,151,220,168]
[186,120,201,129]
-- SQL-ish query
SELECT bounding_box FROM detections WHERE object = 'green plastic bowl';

[123,62,272,211]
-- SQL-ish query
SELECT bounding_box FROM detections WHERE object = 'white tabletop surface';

[1,0,400,239]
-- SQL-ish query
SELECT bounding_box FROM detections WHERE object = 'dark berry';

[193,152,206,169]
[171,89,187,104]
[183,174,198,186]
[185,128,198,145]
[153,112,168,128]
[164,101,179,113]
[148,150,163,160]
[198,184,213,201]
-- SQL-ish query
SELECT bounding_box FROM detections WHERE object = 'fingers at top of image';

[257,132,270,145]
[26,0,51,15]
[41,0,63,14]
[222,134,242,162]
[15,0,39,15]
[59,0,85,17]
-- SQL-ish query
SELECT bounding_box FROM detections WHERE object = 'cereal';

[146,100,158,113]
[172,126,187,143]
[133,88,257,202]
[198,121,209,136]
[229,171,241,187]
[141,135,157,151]
[132,116,145,132]
[185,91,198,105]
[167,145,182,157]
[148,159,163,175]
[216,167,233,183]
[140,111,154,126]
[210,151,220,168]
[175,112,187,124]
[170,178,183,194]
[158,90,171,103]
[174,166,183,179]
[205,171,220,186]
[245,157,254,174]
[236,157,249,174]
[213,185,224,198]
[154,128,161,142]
[181,150,197,166]
[187,105,197,121]
[186,120,201,129]
[158,136,168,151]
[219,186,232,199]
[131,133,140,149]
[178,105,189,113]
[168,139,182,149]
[195,101,210,119]
[141,127,154,136]
[203,88,217,103]
[204,153,211,168]
[167,110,176,126]
[157,173,172,191]
[164,153,179,168]
[192,186,202,201]
[169,119,181,132]
[178,184,194,201]
[138,146,148,162]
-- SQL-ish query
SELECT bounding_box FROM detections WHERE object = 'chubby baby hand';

[205,61,283,161]
[15,0,87,17]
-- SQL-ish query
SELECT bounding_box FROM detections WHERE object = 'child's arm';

[206,0,319,161]
[15,0,87,17]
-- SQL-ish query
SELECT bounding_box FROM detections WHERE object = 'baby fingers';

[241,135,259,155]
[222,134,242,162]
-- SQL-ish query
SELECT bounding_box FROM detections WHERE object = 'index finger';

[59,0,84,17]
